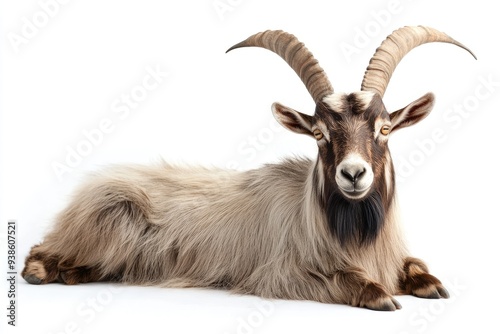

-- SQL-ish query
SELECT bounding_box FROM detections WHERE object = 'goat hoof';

[24,274,42,285]
[359,283,402,311]
[365,296,402,311]
[22,259,48,285]
[436,286,450,298]
[407,273,449,299]
[414,283,449,299]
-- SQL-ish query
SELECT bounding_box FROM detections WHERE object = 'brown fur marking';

[400,257,449,299]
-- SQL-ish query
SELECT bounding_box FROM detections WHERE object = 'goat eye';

[380,125,391,135]
[313,129,324,140]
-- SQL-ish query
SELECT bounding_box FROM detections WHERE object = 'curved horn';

[361,26,476,97]
[227,30,333,103]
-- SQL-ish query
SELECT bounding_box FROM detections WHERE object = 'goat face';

[227,27,473,203]
[227,27,474,243]
[272,91,434,245]
[272,91,435,202]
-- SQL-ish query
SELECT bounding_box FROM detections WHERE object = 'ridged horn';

[227,30,333,103]
[361,26,476,97]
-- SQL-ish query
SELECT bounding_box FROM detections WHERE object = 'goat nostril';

[341,168,366,183]
[341,169,354,182]
[354,168,366,181]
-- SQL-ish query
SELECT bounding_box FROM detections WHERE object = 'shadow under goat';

[22,26,476,311]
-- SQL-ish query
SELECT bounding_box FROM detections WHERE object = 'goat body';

[27,160,405,301]
[23,27,475,310]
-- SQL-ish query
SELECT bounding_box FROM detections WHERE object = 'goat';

[22,26,475,311]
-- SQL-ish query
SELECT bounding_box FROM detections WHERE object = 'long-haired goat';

[23,26,475,311]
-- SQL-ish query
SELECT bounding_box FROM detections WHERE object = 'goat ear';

[389,93,435,133]
[272,102,313,136]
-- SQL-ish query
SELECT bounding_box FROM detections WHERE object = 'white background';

[1,0,499,333]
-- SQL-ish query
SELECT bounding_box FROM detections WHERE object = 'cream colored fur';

[33,158,408,304]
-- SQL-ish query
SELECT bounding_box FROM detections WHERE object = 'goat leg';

[399,257,449,299]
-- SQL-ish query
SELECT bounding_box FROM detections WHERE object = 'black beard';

[326,190,385,246]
